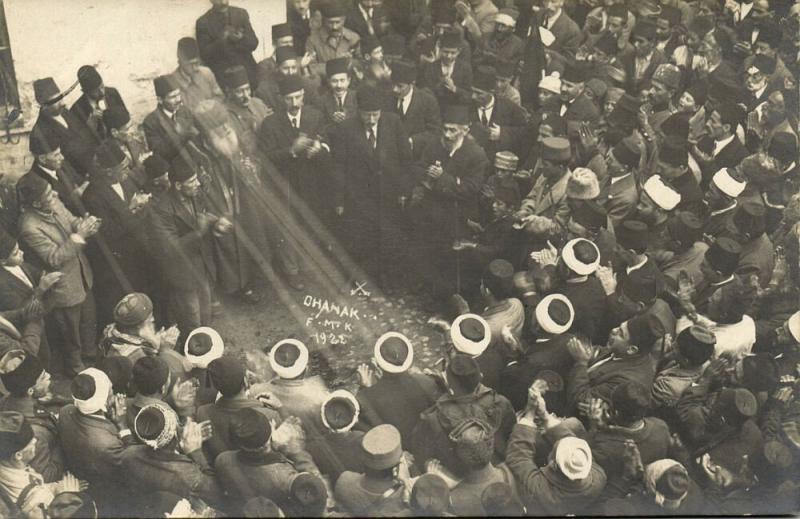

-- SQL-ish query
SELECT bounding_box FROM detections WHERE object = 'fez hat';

[208,356,246,397]
[442,104,470,125]
[326,57,349,78]
[177,37,200,60]
[279,74,305,96]
[102,105,130,130]
[0,350,43,396]
[144,154,170,180]
[473,66,496,93]
[222,66,250,90]
[0,411,33,459]
[676,325,716,365]
[357,85,383,111]
[705,237,741,276]
[153,75,179,98]
[616,220,649,252]
[33,77,62,106]
[391,60,417,85]
[231,407,271,450]
[77,65,102,92]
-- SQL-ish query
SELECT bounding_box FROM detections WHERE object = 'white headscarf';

[73,368,112,415]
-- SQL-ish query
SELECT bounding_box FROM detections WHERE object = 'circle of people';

[0,0,799,516]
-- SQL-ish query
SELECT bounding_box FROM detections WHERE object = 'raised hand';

[529,240,558,267]
[171,379,198,412]
[622,439,644,480]
[566,336,594,364]
[357,363,376,387]
[595,265,617,296]
[179,418,204,454]
[38,271,63,292]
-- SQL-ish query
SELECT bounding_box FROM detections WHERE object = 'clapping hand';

[442,76,457,92]
[566,336,594,364]
[578,397,610,430]
[171,379,198,413]
[357,363,377,387]
[38,271,63,292]
[529,240,558,267]
[622,440,644,481]
[595,265,617,296]
[158,324,180,349]
[179,418,205,454]
[56,472,88,494]
[426,162,444,180]
[488,123,501,141]
[110,393,127,429]
[255,390,283,410]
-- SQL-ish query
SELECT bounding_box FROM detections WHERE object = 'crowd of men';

[0,0,799,516]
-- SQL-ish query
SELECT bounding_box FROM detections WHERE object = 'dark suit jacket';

[469,96,528,157]
[563,92,601,124]
[618,48,667,94]
[345,4,386,39]
[151,189,216,291]
[696,134,749,186]
[69,87,127,144]
[598,173,638,225]
[567,353,656,410]
[196,397,280,462]
[545,10,582,56]
[0,263,41,324]
[20,163,83,216]
[288,7,312,54]
[318,89,359,130]
[386,86,441,150]
[667,172,704,216]
[142,106,198,161]
[331,112,413,215]
[418,58,473,106]
[196,5,259,85]
[30,113,93,178]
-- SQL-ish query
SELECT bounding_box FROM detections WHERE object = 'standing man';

[168,37,225,115]
[418,30,474,107]
[16,175,99,378]
[222,65,272,158]
[143,75,201,162]
[196,0,259,88]
[331,86,413,283]
[306,1,361,77]
[151,158,231,337]
[388,60,441,158]
[23,128,86,216]
[30,77,94,180]
[319,57,358,130]
[69,66,127,145]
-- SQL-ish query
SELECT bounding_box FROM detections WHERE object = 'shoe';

[240,288,262,304]
[285,273,306,291]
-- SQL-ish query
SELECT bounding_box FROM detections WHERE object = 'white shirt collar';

[739,2,754,20]
[784,161,797,173]
[754,83,768,99]
[161,106,176,119]
[610,172,632,184]
[713,134,736,156]
[3,266,32,288]
[448,137,464,157]
[111,182,125,201]
[288,108,302,126]
[626,257,648,275]
[547,9,562,29]
[711,274,735,287]
[358,3,373,19]
[399,86,414,112]
[37,164,58,180]
[709,201,738,217]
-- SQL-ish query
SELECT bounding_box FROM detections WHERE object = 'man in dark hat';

[17,176,99,377]
[30,77,95,179]
[411,353,515,476]
[618,17,666,94]
[598,136,640,225]
[82,140,154,327]
[215,407,320,515]
[142,75,201,161]
[196,0,259,88]
[319,57,358,129]
[744,54,779,112]
[729,202,774,286]
[258,74,330,262]
[691,236,742,313]
[0,228,60,365]
[409,103,488,299]
[221,65,271,158]
[345,0,387,39]
[330,85,412,283]
[101,105,150,186]
[24,124,87,215]
[0,350,65,482]
[168,37,225,114]
[306,0,361,76]
[69,65,127,143]
[469,66,527,158]
[652,325,716,410]
[518,136,572,224]
[657,137,704,215]
[142,154,171,200]
[150,155,230,334]
[419,29,474,106]
[287,0,313,55]
[253,45,318,113]
[475,9,524,67]
[388,59,441,157]
[661,211,707,283]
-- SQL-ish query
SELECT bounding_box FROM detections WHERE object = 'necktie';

[397,98,405,115]
[337,95,344,111]
[291,116,299,129]
[367,127,376,149]
[480,109,489,126]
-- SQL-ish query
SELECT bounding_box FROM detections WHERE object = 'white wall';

[5,0,286,125]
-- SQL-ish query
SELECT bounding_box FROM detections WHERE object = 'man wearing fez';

[17,174,99,378]
[330,86,413,283]
[143,75,201,162]
[320,57,358,130]
[29,77,94,179]
[82,141,154,327]
[0,227,62,366]
[253,46,318,114]
[69,65,127,144]
[418,29,474,107]
[101,105,150,189]
[469,65,527,159]
[306,0,361,77]
[22,126,86,218]
[168,37,225,114]
[196,0,259,88]
[222,65,272,158]
[410,104,488,298]
[388,59,441,158]
[142,154,172,200]
[151,155,231,335]
[0,350,65,482]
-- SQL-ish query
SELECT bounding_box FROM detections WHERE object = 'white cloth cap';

[643,175,681,211]
[73,367,112,415]
[555,436,592,480]
[787,311,800,343]
[539,73,561,93]
[712,168,746,198]
[561,238,601,276]
[184,326,224,369]
[269,339,309,379]
[320,389,360,432]
[450,313,491,357]
[494,13,516,26]
[374,332,414,374]
[535,294,575,335]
